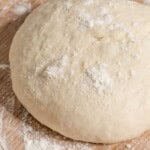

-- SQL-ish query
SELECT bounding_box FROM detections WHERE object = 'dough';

[9,0,150,143]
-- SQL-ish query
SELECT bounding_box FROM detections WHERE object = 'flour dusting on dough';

[44,55,68,79]
[129,70,136,78]
[86,64,113,90]
[83,0,94,5]
[79,7,113,28]
[65,1,73,9]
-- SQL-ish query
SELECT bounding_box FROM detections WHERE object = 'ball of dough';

[9,0,150,143]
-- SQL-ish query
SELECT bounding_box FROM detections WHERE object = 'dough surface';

[9,0,150,143]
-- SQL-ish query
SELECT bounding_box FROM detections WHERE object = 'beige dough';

[9,0,150,143]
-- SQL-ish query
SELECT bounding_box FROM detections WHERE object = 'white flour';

[0,1,32,20]
[0,95,16,150]
[129,70,136,78]
[22,112,91,150]
[79,7,113,28]
[78,4,136,54]
[0,0,150,150]
[0,80,92,150]
[65,1,73,9]
[44,55,68,79]
[83,0,94,5]
[0,108,7,150]
[86,64,113,90]
[0,64,9,70]
[12,1,32,16]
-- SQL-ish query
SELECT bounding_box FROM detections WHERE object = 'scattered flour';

[44,55,68,79]
[99,7,108,15]
[109,23,136,41]
[78,4,136,55]
[79,7,113,28]
[83,0,94,5]
[65,1,73,9]
[129,70,136,78]
[0,64,9,70]
[86,64,113,90]
[0,108,7,150]
[22,113,91,150]
[12,1,32,16]
[117,71,122,78]
[0,1,150,149]
[78,10,94,28]
[78,3,136,52]
[45,66,64,79]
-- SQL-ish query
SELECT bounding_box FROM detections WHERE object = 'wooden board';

[0,0,150,149]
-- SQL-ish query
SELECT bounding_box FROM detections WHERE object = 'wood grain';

[0,0,150,149]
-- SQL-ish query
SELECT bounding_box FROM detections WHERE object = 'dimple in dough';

[9,0,150,143]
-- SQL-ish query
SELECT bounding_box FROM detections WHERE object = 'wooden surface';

[0,0,150,149]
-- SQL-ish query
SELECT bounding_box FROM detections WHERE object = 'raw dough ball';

[9,0,150,143]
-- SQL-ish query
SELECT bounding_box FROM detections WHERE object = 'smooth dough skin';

[9,0,150,143]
